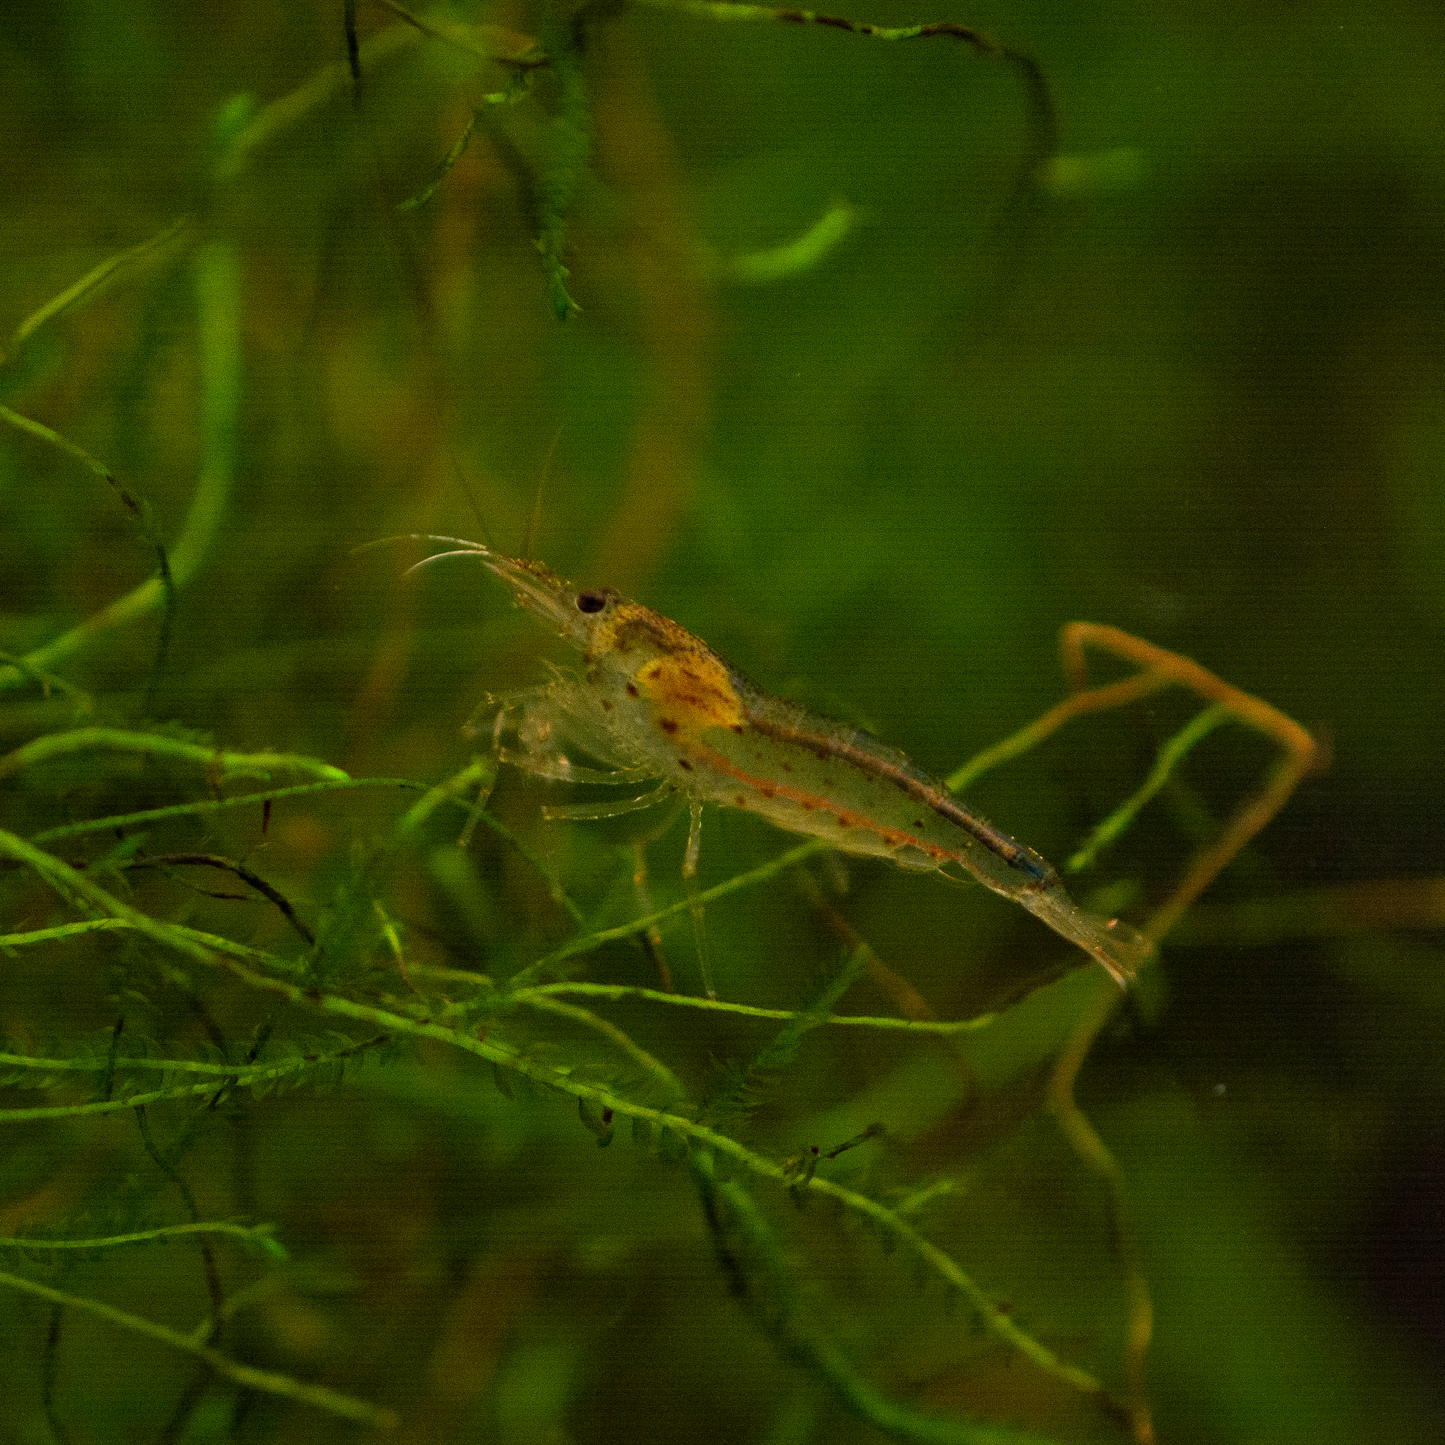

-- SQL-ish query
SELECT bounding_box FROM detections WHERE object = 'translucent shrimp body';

[433,540,1152,986]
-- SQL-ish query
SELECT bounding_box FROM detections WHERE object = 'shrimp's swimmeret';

[416,539,1154,986]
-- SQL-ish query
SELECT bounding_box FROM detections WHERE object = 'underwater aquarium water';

[2,1,1444,1441]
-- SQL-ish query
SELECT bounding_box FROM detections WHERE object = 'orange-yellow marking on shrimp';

[407,536,1154,986]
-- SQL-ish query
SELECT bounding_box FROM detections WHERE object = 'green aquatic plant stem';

[0,1042,371,1081]
[631,0,994,48]
[0,815,1109,1407]
[532,5,592,320]
[214,13,536,182]
[0,19,495,360]
[171,944,1109,1407]
[1035,627,1319,1445]
[13,742,582,951]
[628,0,1058,181]
[0,825,318,987]
[0,241,240,696]
[0,916,305,979]
[0,1082,282,1122]
[508,991,686,1100]
[945,673,1168,795]
[0,405,128,492]
[707,944,873,1129]
[0,410,177,707]
[395,757,498,838]
[0,1038,383,1121]
[712,199,856,283]
[0,918,136,949]
[0,1223,283,1256]
[505,980,995,1034]
[0,727,348,783]
[0,1086,230,1122]
[0,828,219,964]
[397,757,587,927]
[0,1269,394,1427]
[30,775,421,844]
[0,21,524,702]
[367,1,546,73]
[502,837,831,990]
[2,218,194,363]
[1066,703,1230,874]
[697,1159,1070,1445]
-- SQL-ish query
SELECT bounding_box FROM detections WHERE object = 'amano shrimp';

[416,539,1154,989]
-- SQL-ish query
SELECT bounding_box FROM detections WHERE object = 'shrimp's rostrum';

[420,539,1153,986]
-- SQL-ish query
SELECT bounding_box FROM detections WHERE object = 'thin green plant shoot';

[403,538,1155,994]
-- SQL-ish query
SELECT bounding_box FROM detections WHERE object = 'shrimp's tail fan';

[1019,882,1154,987]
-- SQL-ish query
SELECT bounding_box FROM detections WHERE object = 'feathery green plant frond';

[703,943,871,1128]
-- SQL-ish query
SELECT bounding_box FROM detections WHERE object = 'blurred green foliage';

[2,1,1443,1442]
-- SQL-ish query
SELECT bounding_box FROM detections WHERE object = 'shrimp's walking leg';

[629,841,674,992]
[624,796,690,991]
[682,799,714,998]
[453,705,512,850]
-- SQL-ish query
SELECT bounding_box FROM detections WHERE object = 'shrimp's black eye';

[576,590,608,614]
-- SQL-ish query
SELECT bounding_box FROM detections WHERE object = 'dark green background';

[2,1,1443,1441]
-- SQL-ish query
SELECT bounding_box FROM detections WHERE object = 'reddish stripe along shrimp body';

[423,541,1152,987]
